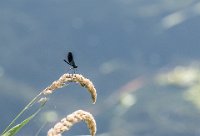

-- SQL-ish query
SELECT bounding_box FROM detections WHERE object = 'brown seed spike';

[47,110,97,136]
[42,74,97,104]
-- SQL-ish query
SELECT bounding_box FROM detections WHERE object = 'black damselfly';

[64,52,78,73]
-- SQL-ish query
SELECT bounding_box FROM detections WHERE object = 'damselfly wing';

[64,52,78,72]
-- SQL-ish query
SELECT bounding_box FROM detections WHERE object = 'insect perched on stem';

[64,52,78,73]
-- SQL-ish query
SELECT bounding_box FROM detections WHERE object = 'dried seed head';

[47,110,97,136]
[42,74,97,104]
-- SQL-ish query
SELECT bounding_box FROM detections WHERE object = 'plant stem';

[2,92,43,134]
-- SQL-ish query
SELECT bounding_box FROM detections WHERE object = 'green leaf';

[2,106,43,136]
[2,93,43,134]
[2,113,35,136]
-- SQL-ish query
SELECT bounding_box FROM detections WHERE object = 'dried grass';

[47,110,96,136]
[42,74,97,104]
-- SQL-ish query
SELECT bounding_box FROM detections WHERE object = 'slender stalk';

[2,92,43,134]
[35,121,47,136]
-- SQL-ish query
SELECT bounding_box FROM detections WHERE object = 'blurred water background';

[1,0,200,136]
